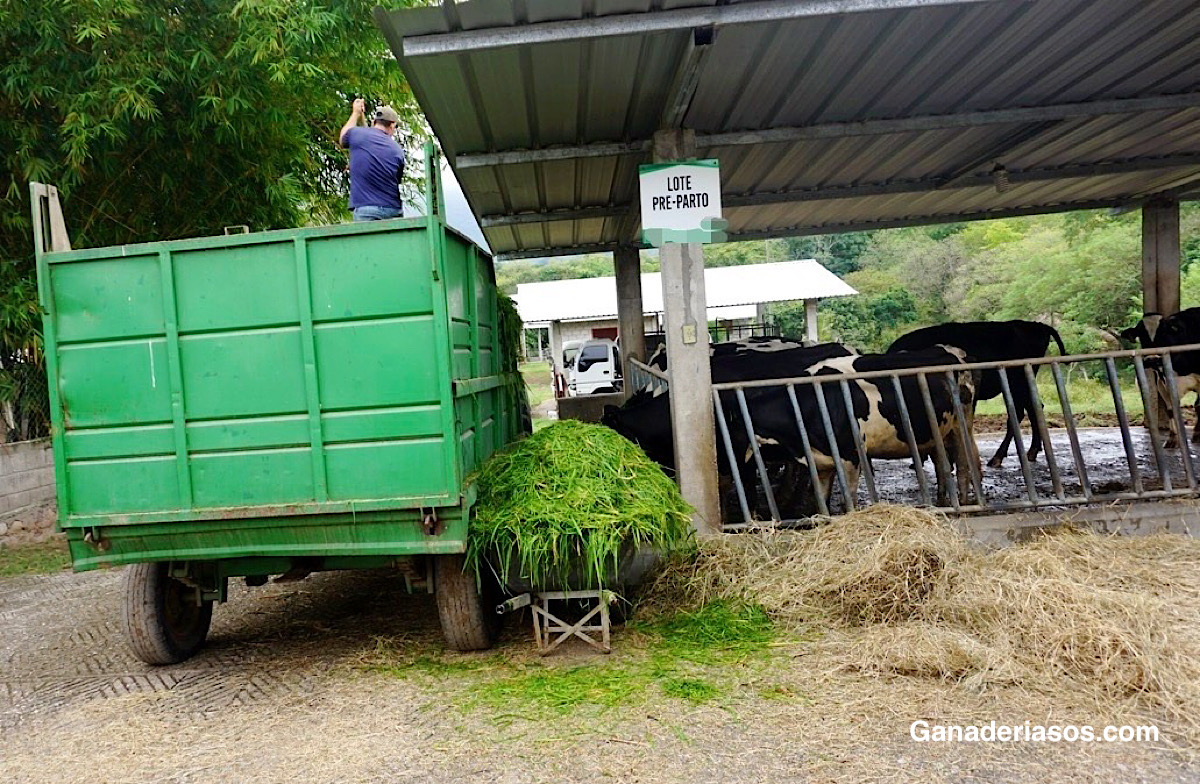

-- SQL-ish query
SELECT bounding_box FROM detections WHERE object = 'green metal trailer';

[31,148,526,664]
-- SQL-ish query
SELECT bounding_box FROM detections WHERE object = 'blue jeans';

[353,205,403,221]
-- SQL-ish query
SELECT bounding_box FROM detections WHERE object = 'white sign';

[639,160,725,246]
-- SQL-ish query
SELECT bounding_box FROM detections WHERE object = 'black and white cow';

[603,342,857,518]
[603,344,978,514]
[605,342,857,472]
[887,320,1066,467]
[722,347,979,510]
[1121,308,1200,447]
[646,335,808,373]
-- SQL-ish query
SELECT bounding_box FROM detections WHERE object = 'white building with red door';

[513,259,857,378]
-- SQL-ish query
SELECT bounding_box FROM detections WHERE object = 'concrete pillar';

[805,299,819,344]
[549,321,563,375]
[1142,199,1181,315]
[614,245,646,399]
[654,128,721,536]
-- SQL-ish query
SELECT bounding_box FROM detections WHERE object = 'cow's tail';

[1047,324,1067,356]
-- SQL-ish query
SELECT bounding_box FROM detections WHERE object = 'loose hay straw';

[642,504,1200,744]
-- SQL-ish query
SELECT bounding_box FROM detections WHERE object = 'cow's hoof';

[986,457,1004,469]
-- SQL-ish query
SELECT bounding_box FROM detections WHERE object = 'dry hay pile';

[644,505,1200,743]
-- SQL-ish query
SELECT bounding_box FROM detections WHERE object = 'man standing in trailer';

[339,98,406,221]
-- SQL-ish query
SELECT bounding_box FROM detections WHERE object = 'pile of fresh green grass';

[468,420,694,591]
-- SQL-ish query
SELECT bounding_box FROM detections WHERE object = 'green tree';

[0,0,423,439]
[824,287,919,352]
[782,232,873,275]
[1,0,423,260]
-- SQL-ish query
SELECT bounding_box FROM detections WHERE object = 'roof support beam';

[479,155,1200,227]
[479,205,630,228]
[455,92,1200,169]
[497,243,626,262]
[725,198,1133,242]
[494,192,1193,260]
[660,27,716,129]
[402,0,1010,57]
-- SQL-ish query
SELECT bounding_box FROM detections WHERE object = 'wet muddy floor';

[729,426,1200,522]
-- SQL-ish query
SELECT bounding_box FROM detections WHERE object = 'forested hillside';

[499,205,1200,353]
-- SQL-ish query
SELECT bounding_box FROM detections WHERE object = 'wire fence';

[0,353,51,445]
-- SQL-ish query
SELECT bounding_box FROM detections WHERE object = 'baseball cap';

[373,105,400,124]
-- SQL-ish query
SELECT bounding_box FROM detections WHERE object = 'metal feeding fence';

[628,358,670,397]
[633,345,1200,529]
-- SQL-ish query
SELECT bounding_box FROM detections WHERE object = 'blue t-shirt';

[342,126,405,211]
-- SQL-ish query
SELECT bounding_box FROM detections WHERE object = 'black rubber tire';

[434,554,498,652]
[122,562,213,665]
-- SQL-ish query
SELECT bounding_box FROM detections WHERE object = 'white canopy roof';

[514,259,856,323]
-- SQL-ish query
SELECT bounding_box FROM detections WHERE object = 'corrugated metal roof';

[375,0,1200,260]
[513,258,857,322]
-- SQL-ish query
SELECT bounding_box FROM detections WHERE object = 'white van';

[568,338,622,395]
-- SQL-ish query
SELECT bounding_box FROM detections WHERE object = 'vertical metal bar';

[839,379,877,503]
[812,379,855,512]
[427,198,461,497]
[712,390,752,525]
[889,375,931,506]
[735,389,782,522]
[31,186,71,520]
[1159,353,1197,488]
[944,369,984,506]
[1133,355,1173,493]
[786,384,830,517]
[1023,364,1063,501]
[997,370,1039,505]
[1104,357,1143,495]
[916,373,958,511]
[157,250,194,509]
[1050,362,1092,501]
[294,238,330,502]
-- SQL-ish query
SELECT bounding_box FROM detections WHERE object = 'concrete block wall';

[0,439,58,543]
[0,439,55,514]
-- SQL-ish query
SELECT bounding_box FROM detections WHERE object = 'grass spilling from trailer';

[643,505,1200,745]
[468,420,694,591]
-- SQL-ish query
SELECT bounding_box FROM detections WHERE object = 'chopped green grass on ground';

[0,538,70,577]
[659,676,721,703]
[635,601,776,665]
[474,664,654,715]
[356,599,790,721]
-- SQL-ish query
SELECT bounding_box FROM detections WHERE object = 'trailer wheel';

[122,562,213,665]
[434,554,498,652]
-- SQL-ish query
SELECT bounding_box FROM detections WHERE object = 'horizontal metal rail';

[706,342,1200,529]
[628,357,670,396]
[711,342,1200,391]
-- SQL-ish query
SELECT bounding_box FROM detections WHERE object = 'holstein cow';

[721,347,980,510]
[605,342,857,469]
[887,320,1066,468]
[646,335,808,373]
[603,342,857,518]
[604,344,978,515]
[1121,308,1200,447]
